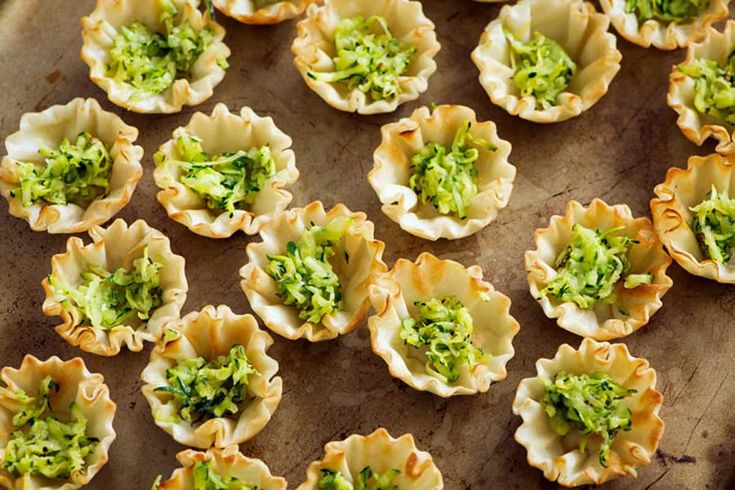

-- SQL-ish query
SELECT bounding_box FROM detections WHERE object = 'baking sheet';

[1,0,734,488]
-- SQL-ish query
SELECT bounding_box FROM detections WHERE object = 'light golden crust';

[140,305,282,449]
[212,0,319,24]
[512,338,664,487]
[368,252,519,397]
[600,0,729,50]
[153,103,299,238]
[296,428,443,490]
[368,105,515,241]
[156,445,287,490]
[0,355,116,490]
[240,201,387,342]
[471,0,622,123]
[41,219,188,356]
[81,0,231,114]
[525,199,673,340]
[0,98,143,234]
[291,0,440,114]
[651,153,735,282]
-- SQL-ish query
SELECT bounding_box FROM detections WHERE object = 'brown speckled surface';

[1,0,734,488]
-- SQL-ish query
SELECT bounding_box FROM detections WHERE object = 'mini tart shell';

[153,103,299,238]
[141,305,283,449]
[291,0,441,114]
[669,21,735,155]
[0,355,116,490]
[471,0,622,124]
[0,98,143,234]
[513,338,664,487]
[525,199,673,340]
[369,105,515,241]
[155,445,287,490]
[42,219,188,356]
[296,428,443,490]
[240,201,387,342]
[81,0,231,114]
[651,153,735,282]
[212,0,319,24]
[368,252,519,397]
[600,0,729,50]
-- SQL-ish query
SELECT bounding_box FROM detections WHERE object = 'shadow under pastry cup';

[525,199,673,340]
[291,0,440,114]
[141,305,283,449]
[369,104,515,241]
[212,0,319,24]
[471,0,621,123]
[296,428,443,490]
[153,103,299,238]
[600,0,729,50]
[240,201,387,342]
[0,98,143,234]
[81,0,230,114]
[513,338,664,487]
[42,219,188,356]
[0,355,116,490]
[368,252,519,397]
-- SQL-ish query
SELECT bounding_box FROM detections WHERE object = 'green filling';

[505,30,577,110]
[307,15,415,102]
[192,460,259,490]
[543,372,636,468]
[318,467,401,490]
[690,186,735,264]
[624,0,710,22]
[154,344,258,423]
[400,296,485,384]
[1,377,99,480]
[678,51,735,125]
[409,121,496,220]
[10,132,111,208]
[266,217,351,324]
[49,246,163,330]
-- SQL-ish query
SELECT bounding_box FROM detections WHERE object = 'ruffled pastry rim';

[525,199,673,340]
[600,0,730,50]
[368,252,520,397]
[140,304,283,449]
[368,104,516,241]
[291,0,441,114]
[471,0,622,123]
[41,219,188,356]
[240,200,387,342]
[512,338,665,487]
[81,0,231,114]
[212,0,318,24]
[0,97,143,234]
[153,103,299,238]
[0,355,116,490]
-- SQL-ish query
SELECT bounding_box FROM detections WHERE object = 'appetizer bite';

[525,199,672,340]
[368,253,519,397]
[291,0,440,114]
[240,201,387,342]
[141,305,282,448]
[0,98,142,234]
[471,0,621,123]
[297,428,443,490]
[81,0,231,113]
[153,104,299,238]
[513,338,664,486]
[600,0,729,50]
[212,0,318,24]
[42,219,188,356]
[369,104,515,241]
[0,355,116,490]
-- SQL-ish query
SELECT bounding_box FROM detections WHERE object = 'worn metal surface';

[1,0,734,488]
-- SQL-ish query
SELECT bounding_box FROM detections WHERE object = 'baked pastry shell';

[212,0,319,24]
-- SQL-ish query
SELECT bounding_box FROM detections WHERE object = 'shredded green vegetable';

[678,51,735,125]
[543,372,636,468]
[690,186,735,264]
[266,217,351,324]
[192,460,259,490]
[9,132,111,208]
[409,121,496,219]
[624,0,710,22]
[400,296,485,384]
[318,467,401,490]
[505,30,577,110]
[307,15,415,102]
